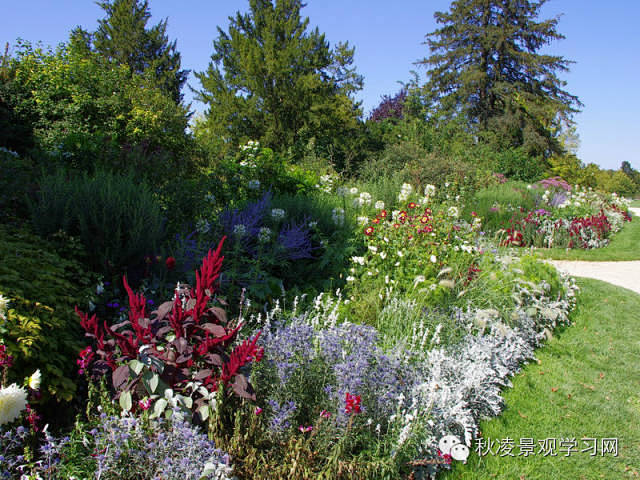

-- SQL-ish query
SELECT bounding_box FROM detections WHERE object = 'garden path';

[547,207,640,294]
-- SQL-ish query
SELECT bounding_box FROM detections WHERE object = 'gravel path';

[547,260,640,294]
[547,206,640,294]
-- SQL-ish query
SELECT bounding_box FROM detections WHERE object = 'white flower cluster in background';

[239,140,260,167]
[232,224,247,237]
[316,174,337,193]
[258,227,272,243]
[353,191,373,208]
[271,208,286,221]
[398,183,413,202]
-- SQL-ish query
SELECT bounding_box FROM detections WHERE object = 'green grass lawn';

[631,199,640,208]
[441,278,640,480]
[532,217,640,261]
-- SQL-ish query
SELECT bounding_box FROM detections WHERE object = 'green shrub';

[28,168,165,277]
[0,148,36,223]
[466,181,537,232]
[0,224,96,404]
[493,147,546,182]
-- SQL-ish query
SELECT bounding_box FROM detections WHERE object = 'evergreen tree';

[419,0,581,158]
[93,0,188,104]
[195,0,363,162]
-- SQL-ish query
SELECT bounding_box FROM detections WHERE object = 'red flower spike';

[193,237,226,320]
[165,256,176,270]
[122,276,152,344]
[345,392,361,414]
[221,331,263,384]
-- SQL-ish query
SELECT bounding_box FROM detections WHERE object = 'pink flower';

[138,397,152,411]
[255,407,263,415]
[299,425,313,433]
[320,410,331,419]
[77,346,94,375]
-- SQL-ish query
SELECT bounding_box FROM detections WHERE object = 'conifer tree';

[420,0,581,157]
[93,0,188,103]
[195,0,363,160]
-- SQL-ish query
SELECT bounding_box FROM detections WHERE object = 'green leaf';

[119,391,132,412]
[197,404,209,422]
[142,370,160,394]
[151,398,168,419]
[129,359,144,376]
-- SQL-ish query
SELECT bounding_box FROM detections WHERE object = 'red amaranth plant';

[75,237,263,417]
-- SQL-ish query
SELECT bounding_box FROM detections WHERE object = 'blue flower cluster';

[88,411,232,480]
[259,318,419,429]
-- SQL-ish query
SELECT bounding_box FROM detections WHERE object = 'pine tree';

[420,0,581,157]
[93,0,188,104]
[195,0,363,160]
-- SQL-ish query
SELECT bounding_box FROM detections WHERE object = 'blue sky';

[2,0,639,170]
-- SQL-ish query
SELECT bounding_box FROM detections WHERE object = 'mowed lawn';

[441,278,640,479]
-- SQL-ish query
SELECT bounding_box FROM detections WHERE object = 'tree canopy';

[420,0,581,158]
[81,0,188,104]
[195,0,363,163]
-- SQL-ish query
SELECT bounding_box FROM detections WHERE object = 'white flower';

[430,255,437,263]
[447,206,459,218]
[248,179,261,190]
[28,370,41,390]
[424,184,436,196]
[271,208,286,220]
[258,227,272,243]
[379,251,387,260]
[353,197,365,208]
[398,183,413,201]
[233,224,247,237]
[346,276,356,282]
[351,256,366,265]
[375,200,385,210]
[0,294,9,320]
[368,246,378,253]
[359,192,372,206]
[413,275,426,288]
[95,282,104,295]
[0,384,28,426]
[349,187,359,195]
[196,218,211,234]
[357,216,368,225]
[397,250,404,257]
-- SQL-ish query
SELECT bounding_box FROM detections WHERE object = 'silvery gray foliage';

[409,272,578,477]
[253,264,578,477]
